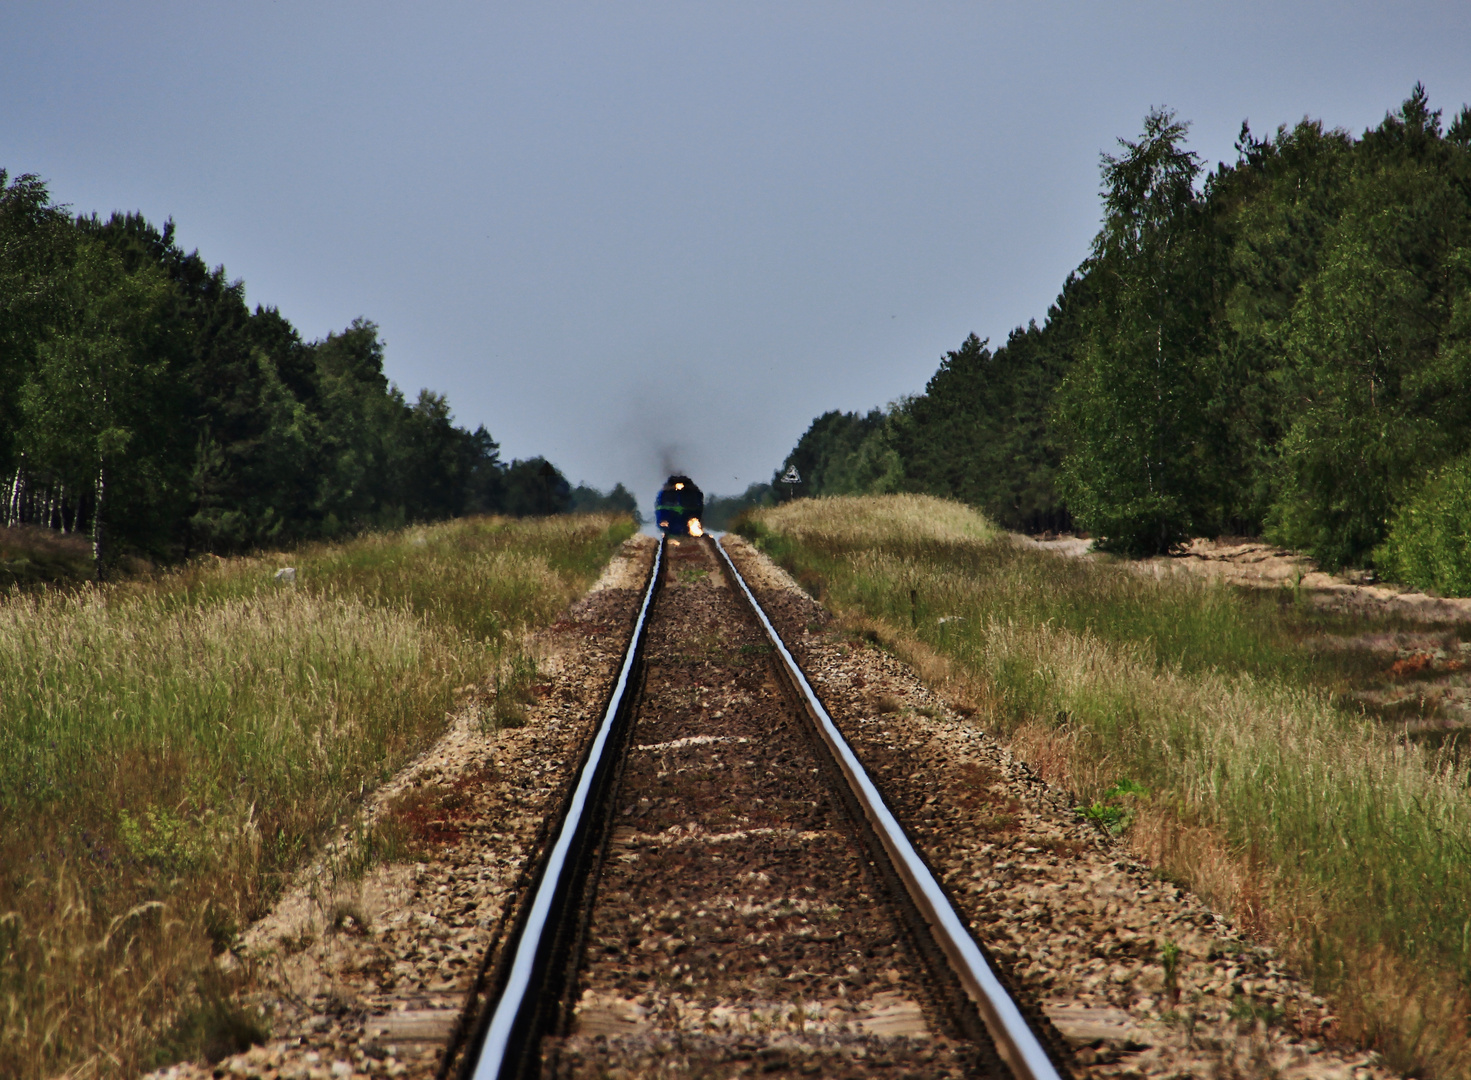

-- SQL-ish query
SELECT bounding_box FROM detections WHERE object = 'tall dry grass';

[758,493,1001,549]
[744,494,1471,1077]
[0,514,634,1079]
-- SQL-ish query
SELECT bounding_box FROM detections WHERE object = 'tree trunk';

[93,464,105,582]
[8,465,23,527]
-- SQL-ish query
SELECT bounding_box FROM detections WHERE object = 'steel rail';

[462,536,664,1080]
[714,538,1063,1080]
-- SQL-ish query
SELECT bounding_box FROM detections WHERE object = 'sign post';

[780,465,801,502]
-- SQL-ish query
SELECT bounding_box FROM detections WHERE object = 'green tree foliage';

[0,172,73,475]
[502,457,572,517]
[775,283,1086,532]
[775,408,891,497]
[1209,118,1355,532]
[1270,87,1471,566]
[20,238,181,573]
[1378,452,1471,596]
[569,481,642,522]
[779,85,1471,587]
[892,299,1082,532]
[0,184,580,571]
[1056,108,1225,554]
[703,482,774,530]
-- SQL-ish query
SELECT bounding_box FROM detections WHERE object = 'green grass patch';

[1077,778,1148,835]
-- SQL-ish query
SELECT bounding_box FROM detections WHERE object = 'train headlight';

[688,518,704,537]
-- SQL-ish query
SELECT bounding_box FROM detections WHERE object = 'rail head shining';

[715,538,1062,1080]
[468,537,664,1080]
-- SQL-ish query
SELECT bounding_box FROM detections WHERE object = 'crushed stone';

[721,533,1396,1080]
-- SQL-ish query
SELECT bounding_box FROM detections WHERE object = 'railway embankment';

[526,533,1005,1078]
[144,531,658,1080]
[740,493,1471,1079]
[152,516,1399,1080]
[0,515,635,1080]
[723,532,1388,1080]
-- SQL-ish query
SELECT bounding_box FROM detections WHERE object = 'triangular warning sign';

[781,466,801,484]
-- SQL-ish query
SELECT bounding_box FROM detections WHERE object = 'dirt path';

[1020,534,1471,624]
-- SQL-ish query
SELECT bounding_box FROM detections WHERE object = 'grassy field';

[0,514,634,1080]
[743,494,1471,1078]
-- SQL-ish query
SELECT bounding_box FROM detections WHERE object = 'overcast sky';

[4,2,1469,503]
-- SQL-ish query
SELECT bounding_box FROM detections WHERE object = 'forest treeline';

[780,86,1471,593]
[0,174,633,574]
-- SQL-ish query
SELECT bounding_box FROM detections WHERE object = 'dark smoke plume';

[658,444,686,477]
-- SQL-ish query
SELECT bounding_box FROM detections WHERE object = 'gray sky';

[4,3,1469,504]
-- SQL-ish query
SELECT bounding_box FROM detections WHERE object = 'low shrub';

[0,523,95,587]
[1379,454,1471,597]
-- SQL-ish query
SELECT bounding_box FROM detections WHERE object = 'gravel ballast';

[148,532,1397,1080]
[720,534,1393,1080]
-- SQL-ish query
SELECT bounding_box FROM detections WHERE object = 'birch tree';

[0,171,72,495]
[1057,108,1218,554]
[20,239,172,577]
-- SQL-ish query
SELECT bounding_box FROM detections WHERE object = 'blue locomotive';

[654,475,704,536]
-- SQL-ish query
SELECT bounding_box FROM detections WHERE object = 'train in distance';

[655,475,704,537]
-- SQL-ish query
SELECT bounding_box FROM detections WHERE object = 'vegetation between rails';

[744,494,1471,1078]
[0,513,634,1080]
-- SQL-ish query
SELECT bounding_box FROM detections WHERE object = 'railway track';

[440,535,1072,1080]
[146,531,1391,1080]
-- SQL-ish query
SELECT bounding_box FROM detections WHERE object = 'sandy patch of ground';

[1018,534,1471,624]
